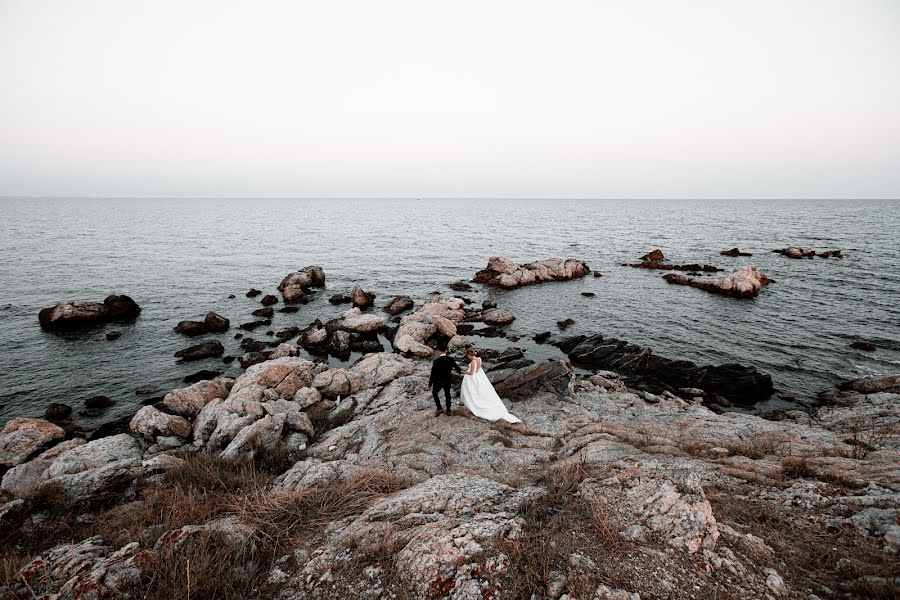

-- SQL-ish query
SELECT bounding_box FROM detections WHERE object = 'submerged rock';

[720,247,752,257]
[45,403,73,422]
[449,280,473,291]
[474,256,590,288]
[260,294,278,306]
[629,260,723,272]
[818,249,843,259]
[84,395,115,409]
[773,246,816,259]
[850,341,877,352]
[39,295,141,330]
[663,265,772,298]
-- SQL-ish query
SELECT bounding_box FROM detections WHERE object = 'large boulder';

[174,339,225,361]
[173,320,207,336]
[39,434,143,502]
[663,265,772,299]
[204,311,230,332]
[557,334,773,405]
[278,265,326,302]
[474,256,590,288]
[337,307,384,333]
[230,357,318,399]
[13,536,150,599]
[384,295,414,315]
[0,418,65,468]
[349,285,376,308]
[130,406,192,441]
[38,295,140,330]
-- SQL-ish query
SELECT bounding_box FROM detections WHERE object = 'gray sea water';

[1,198,898,429]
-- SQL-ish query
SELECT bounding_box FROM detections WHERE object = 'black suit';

[429,354,461,411]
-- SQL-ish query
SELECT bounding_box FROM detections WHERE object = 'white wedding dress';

[461,358,522,424]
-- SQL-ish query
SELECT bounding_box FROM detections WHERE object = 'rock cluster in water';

[173,311,230,336]
[38,295,141,330]
[473,256,590,288]
[773,247,844,259]
[276,265,326,303]
[663,265,773,298]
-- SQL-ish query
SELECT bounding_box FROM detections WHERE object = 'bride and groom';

[428,346,521,424]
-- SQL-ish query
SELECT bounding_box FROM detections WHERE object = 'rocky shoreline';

[9,254,896,599]
[1,335,897,599]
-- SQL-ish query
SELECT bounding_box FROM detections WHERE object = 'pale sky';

[1,0,899,198]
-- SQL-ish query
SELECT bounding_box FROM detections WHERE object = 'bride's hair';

[466,348,477,357]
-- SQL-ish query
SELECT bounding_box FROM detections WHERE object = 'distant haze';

[1,0,899,199]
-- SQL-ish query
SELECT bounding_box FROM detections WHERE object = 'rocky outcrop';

[1,434,143,501]
[384,295,414,315]
[277,265,326,302]
[474,256,590,288]
[0,418,65,468]
[557,333,773,405]
[1,345,898,600]
[489,360,572,400]
[295,474,535,597]
[174,339,224,361]
[349,285,376,308]
[663,266,772,298]
[720,248,752,257]
[641,249,666,261]
[38,295,140,330]
[818,249,843,259]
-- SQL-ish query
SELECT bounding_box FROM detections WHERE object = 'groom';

[428,344,461,416]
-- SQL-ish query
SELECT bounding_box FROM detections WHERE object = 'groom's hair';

[436,341,448,352]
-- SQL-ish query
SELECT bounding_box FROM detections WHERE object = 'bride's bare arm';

[462,360,476,375]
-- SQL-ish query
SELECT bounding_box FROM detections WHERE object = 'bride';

[460,348,522,424]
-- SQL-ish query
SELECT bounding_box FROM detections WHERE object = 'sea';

[1,198,898,429]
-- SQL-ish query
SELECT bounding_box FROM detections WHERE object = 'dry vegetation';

[708,486,899,600]
[0,452,410,598]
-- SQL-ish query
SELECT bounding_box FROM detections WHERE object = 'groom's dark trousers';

[429,354,461,411]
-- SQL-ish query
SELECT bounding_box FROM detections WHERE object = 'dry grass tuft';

[723,430,791,459]
[780,456,817,480]
[138,530,264,600]
[236,467,410,550]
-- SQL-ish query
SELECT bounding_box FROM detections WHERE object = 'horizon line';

[2,196,899,201]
